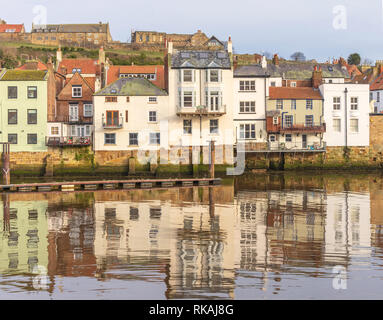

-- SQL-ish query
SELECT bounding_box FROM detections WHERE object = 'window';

[370,92,373,101]
[8,109,17,124]
[209,70,219,82]
[27,109,37,124]
[183,120,192,134]
[149,132,160,145]
[105,96,117,102]
[27,86,37,99]
[72,85,82,98]
[129,133,138,145]
[183,70,193,82]
[239,124,256,139]
[333,97,341,110]
[306,99,313,110]
[239,80,256,91]
[8,134,17,144]
[286,134,292,142]
[210,119,219,134]
[276,99,283,110]
[27,134,37,144]
[284,115,293,127]
[270,135,276,142]
[291,99,296,110]
[85,126,91,136]
[270,81,276,87]
[126,97,130,102]
[8,86,17,99]
[148,111,157,122]
[183,91,193,107]
[239,101,256,113]
[84,104,93,117]
[351,97,358,110]
[125,110,129,122]
[305,115,314,127]
[350,119,359,133]
[105,111,119,126]
[72,68,81,74]
[333,119,341,132]
[273,117,278,125]
[291,82,297,87]
[209,91,220,111]
[104,133,116,144]
[378,92,380,103]
[148,97,157,103]
[51,127,59,135]
[70,125,76,136]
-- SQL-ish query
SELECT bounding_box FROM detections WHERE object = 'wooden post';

[2,143,10,185]
[209,140,215,178]
[2,193,10,232]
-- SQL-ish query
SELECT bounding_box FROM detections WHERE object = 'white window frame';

[239,101,256,113]
[239,80,256,91]
[239,124,256,140]
[350,119,359,133]
[84,104,93,117]
[351,97,358,110]
[333,97,341,110]
[182,69,194,82]
[148,96,157,103]
[183,119,192,134]
[149,132,160,145]
[333,118,341,132]
[72,86,82,98]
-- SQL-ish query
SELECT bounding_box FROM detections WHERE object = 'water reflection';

[0,173,383,299]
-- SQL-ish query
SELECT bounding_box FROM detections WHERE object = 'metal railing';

[102,116,124,129]
[46,136,91,147]
[177,104,227,115]
[268,122,326,133]
[54,115,93,124]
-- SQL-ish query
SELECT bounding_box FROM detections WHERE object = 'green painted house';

[0,70,49,152]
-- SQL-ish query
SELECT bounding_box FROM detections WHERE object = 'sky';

[2,0,383,62]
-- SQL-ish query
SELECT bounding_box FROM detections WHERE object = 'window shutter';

[179,89,182,107]
[193,92,196,107]
[125,110,128,122]
[179,70,182,82]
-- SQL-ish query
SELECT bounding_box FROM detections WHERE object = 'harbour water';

[1,172,383,300]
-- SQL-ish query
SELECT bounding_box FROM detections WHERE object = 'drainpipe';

[344,88,348,147]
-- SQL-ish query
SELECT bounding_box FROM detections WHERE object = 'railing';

[54,115,93,124]
[269,122,326,133]
[102,117,124,129]
[46,136,91,147]
[268,141,327,151]
[177,105,227,116]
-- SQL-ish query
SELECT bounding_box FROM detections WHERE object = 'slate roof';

[0,70,48,81]
[235,61,350,80]
[95,78,168,96]
[234,64,269,77]
[171,50,231,69]
[269,87,323,100]
[32,23,108,33]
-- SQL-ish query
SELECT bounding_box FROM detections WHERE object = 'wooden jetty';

[0,178,222,194]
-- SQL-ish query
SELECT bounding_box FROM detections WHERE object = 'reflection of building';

[0,196,48,276]
[325,192,371,264]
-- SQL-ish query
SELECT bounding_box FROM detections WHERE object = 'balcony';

[54,115,93,124]
[46,136,91,147]
[268,122,326,133]
[102,116,124,129]
[176,105,226,117]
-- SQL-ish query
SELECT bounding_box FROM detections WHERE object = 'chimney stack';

[227,36,233,54]
[273,54,279,66]
[167,41,173,54]
[99,46,105,64]
[312,65,323,88]
[261,55,267,69]
[56,46,62,69]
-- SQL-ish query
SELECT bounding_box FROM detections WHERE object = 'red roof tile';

[107,65,166,90]
[370,73,383,91]
[0,24,24,33]
[58,59,100,76]
[269,87,323,100]
[16,60,48,71]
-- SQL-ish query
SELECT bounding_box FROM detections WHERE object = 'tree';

[347,53,361,66]
[290,52,306,62]
[362,58,373,66]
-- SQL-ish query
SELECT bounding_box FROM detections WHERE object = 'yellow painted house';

[266,87,325,150]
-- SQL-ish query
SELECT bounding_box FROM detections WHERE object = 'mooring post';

[209,140,215,179]
[2,193,10,232]
[2,143,10,185]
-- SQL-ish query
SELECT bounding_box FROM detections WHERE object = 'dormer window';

[72,85,82,98]
[72,68,81,74]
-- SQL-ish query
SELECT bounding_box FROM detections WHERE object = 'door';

[302,135,307,149]
[69,105,79,122]
[269,135,278,150]
[106,111,119,126]
[210,92,219,111]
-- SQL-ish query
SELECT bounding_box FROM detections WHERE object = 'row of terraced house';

[0,38,373,166]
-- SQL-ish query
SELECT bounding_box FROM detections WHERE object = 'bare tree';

[290,52,306,62]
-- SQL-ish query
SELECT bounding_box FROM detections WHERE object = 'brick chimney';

[233,55,238,70]
[273,54,279,66]
[227,36,232,54]
[99,46,105,64]
[312,65,323,88]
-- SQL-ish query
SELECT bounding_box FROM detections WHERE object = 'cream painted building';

[166,41,235,164]
[233,57,269,149]
[93,78,169,153]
